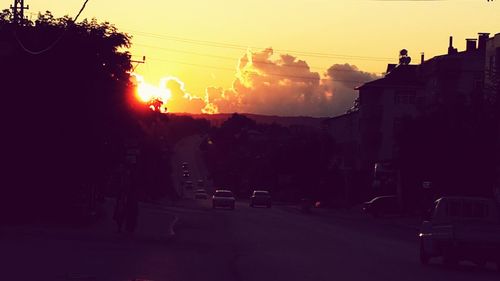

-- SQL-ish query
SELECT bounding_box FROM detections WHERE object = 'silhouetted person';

[113,193,127,233]
[124,195,139,233]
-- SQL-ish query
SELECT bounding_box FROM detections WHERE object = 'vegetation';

[202,114,343,204]
[0,11,174,223]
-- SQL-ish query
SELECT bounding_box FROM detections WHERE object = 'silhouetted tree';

[0,10,139,222]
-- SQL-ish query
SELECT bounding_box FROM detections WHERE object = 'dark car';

[362,195,399,217]
[212,189,236,210]
[184,180,193,189]
[194,189,208,199]
[250,190,272,208]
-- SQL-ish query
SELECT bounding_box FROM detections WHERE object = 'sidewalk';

[0,198,178,243]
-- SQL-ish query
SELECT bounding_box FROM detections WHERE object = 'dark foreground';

[1,197,498,281]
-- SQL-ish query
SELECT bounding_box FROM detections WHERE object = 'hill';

[170,113,329,128]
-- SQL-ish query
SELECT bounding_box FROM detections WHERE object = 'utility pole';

[10,0,29,26]
[131,56,146,71]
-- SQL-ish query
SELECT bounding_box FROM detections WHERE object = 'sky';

[3,0,499,117]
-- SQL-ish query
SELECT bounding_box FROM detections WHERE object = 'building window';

[394,90,417,105]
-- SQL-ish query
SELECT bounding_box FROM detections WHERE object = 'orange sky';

[3,0,499,116]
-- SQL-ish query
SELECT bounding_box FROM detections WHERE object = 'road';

[171,134,212,197]
[163,199,500,281]
[1,134,498,281]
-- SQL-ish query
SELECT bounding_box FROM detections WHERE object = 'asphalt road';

[164,198,500,281]
[1,134,498,281]
[171,134,212,197]
[168,133,500,281]
[4,197,497,281]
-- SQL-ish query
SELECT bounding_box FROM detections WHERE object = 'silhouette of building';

[419,34,488,114]
[485,33,500,98]
[325,33,497,203]
[484,33,500,195]
[323,111,360,171]
[356,64,422,171]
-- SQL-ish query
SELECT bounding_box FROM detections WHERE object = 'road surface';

[1,134,498,281]
[171,134,212,197]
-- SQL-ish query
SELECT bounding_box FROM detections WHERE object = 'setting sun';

[132,73,172,111]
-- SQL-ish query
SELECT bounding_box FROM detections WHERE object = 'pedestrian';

[113,193,126,233]
[124,194,139,233]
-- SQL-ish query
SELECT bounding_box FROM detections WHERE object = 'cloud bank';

[163,48,380,117]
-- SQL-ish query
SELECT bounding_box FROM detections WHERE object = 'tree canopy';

[0,10,145,221]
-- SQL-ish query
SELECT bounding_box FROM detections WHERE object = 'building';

[356,64,423,171]
[419,34,488,115]
[484,33,500,198]
[485,33,500,102]
[322,111,364,204]
[322,111,360,171]
[325,33,496,204]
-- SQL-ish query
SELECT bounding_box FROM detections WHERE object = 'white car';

[419,196,500,267]
[212,189,236,210]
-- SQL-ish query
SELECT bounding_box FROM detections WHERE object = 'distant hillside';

[170,113,328,128]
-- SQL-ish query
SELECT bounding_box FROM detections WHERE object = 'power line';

[74,0,90,22]
[125,28,394,62]
[14,0,91,55]
[145,57,372,84]
[135,43,386,74]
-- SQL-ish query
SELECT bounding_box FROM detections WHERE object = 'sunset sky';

[3,0,499,116]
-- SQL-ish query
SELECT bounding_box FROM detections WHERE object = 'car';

[194,189,208,199]
[250,190,272,208]
[212,189,236,210]
[197,180,204,187]
[184,180,193,189]
[362,195,399,217]
[419,197,500,268]
[183,171,190,178]
[181,162,189,170]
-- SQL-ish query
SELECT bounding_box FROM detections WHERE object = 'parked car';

[362,195,399,217]
[212,189,236,210]
[194,189,208,199]
[250,190,271,208]
[300,198,313,213]
[419,196,500,268]
[183,171,190,178]
[181,162,189,170]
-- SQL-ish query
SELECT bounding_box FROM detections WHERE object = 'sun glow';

[132,73,172,110]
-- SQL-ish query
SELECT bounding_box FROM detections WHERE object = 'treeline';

[201,113,348,205]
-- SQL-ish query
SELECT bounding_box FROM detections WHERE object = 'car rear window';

[254,191,269,196]
[215,191,233,197]
[445,200,491,218]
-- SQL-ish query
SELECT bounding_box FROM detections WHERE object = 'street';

[162,199,500,281]
[3,198,498,281]
[1,134,498,281]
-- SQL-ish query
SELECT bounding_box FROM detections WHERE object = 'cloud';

[322,64,380,115]
[161,77,205,114]
[203,48,379,117]
[136,48,379,117]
